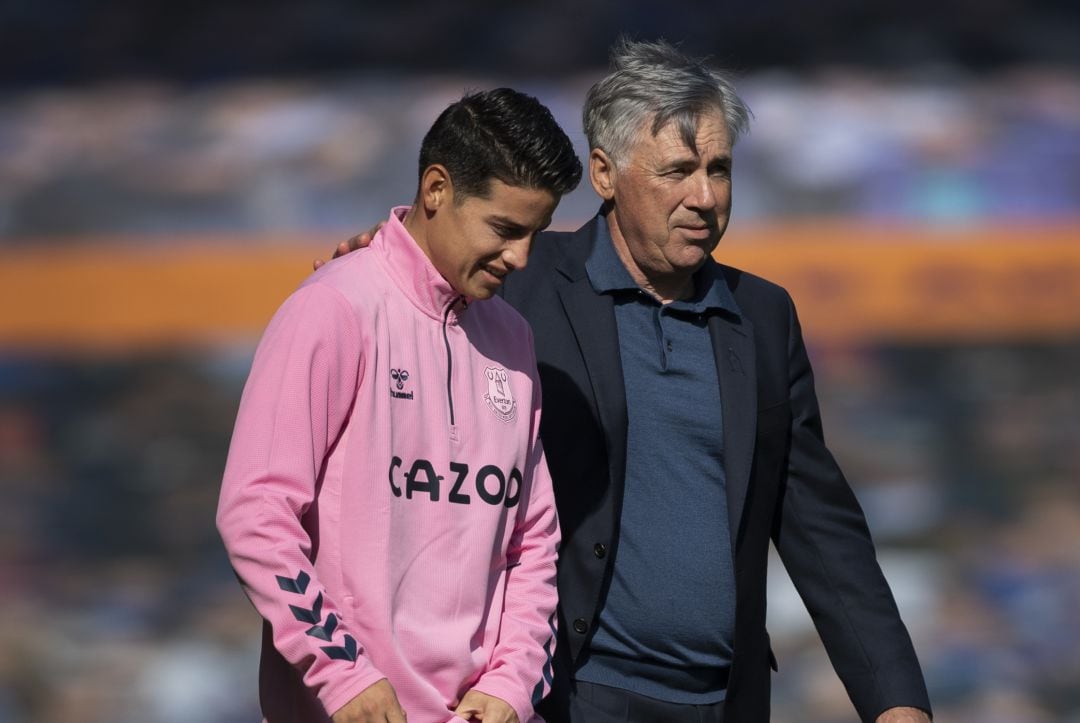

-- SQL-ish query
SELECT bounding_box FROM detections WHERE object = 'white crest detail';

[483,366,517,422]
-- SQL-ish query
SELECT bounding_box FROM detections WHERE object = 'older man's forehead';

[638,110,731,156]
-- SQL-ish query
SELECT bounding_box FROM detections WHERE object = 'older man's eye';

[708,160,732,177]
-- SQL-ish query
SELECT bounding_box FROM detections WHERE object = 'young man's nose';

[502,236,532,271]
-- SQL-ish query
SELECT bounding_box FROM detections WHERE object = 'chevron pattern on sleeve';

[275,571,359,662]
[531,611,558,706]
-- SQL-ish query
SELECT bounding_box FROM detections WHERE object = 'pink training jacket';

[217,207,560,723]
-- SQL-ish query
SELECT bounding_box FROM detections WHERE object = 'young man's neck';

[401,204,433,260]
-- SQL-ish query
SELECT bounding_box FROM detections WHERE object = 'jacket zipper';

[442,298,464,435]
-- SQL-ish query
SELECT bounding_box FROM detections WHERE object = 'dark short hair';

[417,88,582,201]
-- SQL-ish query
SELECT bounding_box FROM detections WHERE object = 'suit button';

[572,618,588,634]
[593,543,607,559]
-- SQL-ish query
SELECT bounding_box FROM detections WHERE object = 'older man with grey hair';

[328,38,932,723]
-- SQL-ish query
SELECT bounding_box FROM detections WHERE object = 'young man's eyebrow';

[487,216,531,233]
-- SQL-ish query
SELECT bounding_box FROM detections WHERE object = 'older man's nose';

[685,171,718,210]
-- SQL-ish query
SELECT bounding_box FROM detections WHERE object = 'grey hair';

[583,37,752,166]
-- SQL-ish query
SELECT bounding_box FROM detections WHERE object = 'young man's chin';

[466,275,505,300]
[470,286,498,301]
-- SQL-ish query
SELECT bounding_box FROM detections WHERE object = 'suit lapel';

[556,275,629,497]
[709,312,756,548]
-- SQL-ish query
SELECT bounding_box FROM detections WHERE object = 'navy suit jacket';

[501,215,931,722]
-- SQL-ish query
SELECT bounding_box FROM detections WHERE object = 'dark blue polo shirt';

[574,215,739,703]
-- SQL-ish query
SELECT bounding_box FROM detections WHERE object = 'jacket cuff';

[319,669,390,719]
[855,659,932,722]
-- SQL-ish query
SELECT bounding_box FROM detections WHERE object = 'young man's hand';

[331,679,407,723]
[453,690,520,723]
[313,222,386,270]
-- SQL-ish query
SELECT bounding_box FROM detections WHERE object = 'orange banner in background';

[3,222,1079,352]
[721,221,1080,344]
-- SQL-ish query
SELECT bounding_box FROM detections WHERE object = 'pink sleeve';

[471,333,561,722]
[216,283,387,717]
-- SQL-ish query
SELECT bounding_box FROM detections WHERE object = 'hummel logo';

[390,368,414,400]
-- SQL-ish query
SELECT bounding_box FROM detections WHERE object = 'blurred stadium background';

[2,2,1080,721]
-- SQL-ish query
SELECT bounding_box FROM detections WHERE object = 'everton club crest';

[484,366,517,422]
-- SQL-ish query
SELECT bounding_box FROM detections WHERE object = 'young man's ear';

[418,164,453,213]
[588,149,617,202]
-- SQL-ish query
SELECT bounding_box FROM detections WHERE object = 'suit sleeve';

[772,292,932,722]
[216,282,387,717]
[471,331,561,723]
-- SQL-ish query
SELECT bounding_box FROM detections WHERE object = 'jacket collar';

[374,206,465,321]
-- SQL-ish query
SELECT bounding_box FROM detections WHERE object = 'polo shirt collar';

[584,212,741,316]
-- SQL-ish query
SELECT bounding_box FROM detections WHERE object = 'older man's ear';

[312,220,386,270]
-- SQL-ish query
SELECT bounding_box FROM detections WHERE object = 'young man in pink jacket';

[217,88,581,723]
